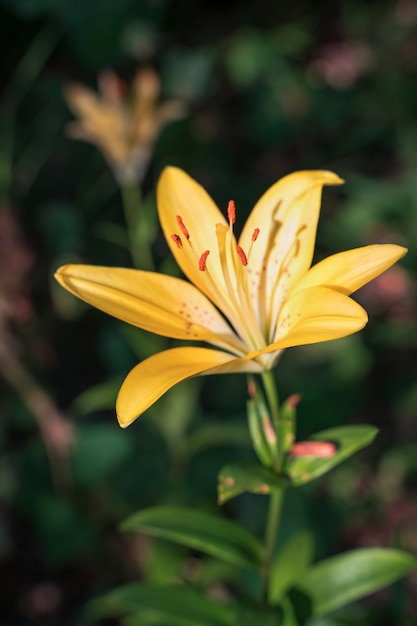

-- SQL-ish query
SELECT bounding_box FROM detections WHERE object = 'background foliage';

[0,0,416,624]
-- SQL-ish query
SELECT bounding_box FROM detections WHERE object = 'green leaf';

[247,396,275,468]
[285,425,378,486]
[90,583,237,626]
[120,506,263,569]
[218,462,288,504]
[279,394,300,455]
[297,548,417,616]
[269,531,314,603]
[238,605,284,626]
[246,375,281,469]
[280,597,302,626]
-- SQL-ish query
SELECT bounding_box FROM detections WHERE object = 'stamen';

[227,200,236,225]
[176,215,189,240]
[236,245,248,266]
[199,250,210,271]
[252,227,260,242]
[170,234,182,248]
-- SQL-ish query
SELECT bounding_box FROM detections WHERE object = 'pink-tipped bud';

[287,394,301,411]
[289,441,337,458]
[247,379,256,399]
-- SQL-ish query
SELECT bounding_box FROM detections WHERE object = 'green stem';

[261,370,282,468]
[120,182,154,270]
[262,489,284,604]
[260,370,285,605]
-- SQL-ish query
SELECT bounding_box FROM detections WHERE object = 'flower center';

[170,204,267,354]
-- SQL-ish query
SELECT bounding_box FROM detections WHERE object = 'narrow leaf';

[285,425,378,486]
[279,394,300,454]
[90,583,236,626]
[297,548,417,615]
[248,375,281,468]
[218,462,288,504]
[247,397,275,467]
[120,506,263,569]
[269,531,314,603]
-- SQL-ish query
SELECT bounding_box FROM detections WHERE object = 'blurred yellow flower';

[65,67,186,183]
[55,168,406,427]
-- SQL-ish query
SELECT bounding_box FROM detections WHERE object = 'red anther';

[176,215,189,239]
[227,200,236,224]
[289,441,337,458]
[252,227,260,242]
[236,245,248,266]
[170,234,182,248]
[199,250,210,271]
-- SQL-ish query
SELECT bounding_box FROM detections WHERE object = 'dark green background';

[0,1,416,624]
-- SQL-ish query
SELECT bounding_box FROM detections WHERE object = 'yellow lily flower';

[65,67,186,184]
[55,168,406,427]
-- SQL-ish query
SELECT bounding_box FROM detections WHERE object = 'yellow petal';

[246,287,367,359]
[116,347,261,427]
[55,264,243,352]
[238,171,344,329]
[157,166,230,306]
[290,244,408,297]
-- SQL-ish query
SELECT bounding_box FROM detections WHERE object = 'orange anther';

[199,250,210,271]
[252,227,260,242]
[176,215,189,239]
[236,245,248,266]
[227,200,236,224]
[170,234,182,248]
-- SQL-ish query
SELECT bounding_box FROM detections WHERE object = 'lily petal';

[157,166,230,307]
[246,287,367,359]
[55,264,243,351]
[116,346,262,427]
[289,244,408,297]
[239,171,344,329]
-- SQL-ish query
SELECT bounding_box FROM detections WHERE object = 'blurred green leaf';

[72,423,134,486]
[285,425,378,486]
[218,462,288,504]
[72,376,122,416]
[269,531,314,604]
[296,548,417,616]
[34,495,95,566]
[94,220,129,249]
[163,48,214,99]
[39,201,85,255]
[90,583,238,626]
[120,505,263,569]
[116,592,284,626]
[187,421,250,456]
